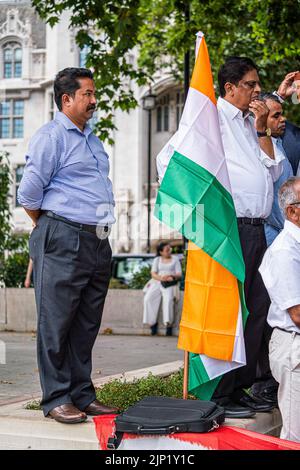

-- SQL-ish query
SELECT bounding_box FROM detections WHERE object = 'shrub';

[109,278,130,289]
[128,265,151,289]
[25,370,195,412]
[1,250,31,288]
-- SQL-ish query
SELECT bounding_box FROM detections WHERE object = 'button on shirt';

[18,111,115,226]
[217,97,284,218]
[259,220,300,334]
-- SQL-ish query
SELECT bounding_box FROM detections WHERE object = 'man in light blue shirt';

[18,68,118,424]
[260,93,293,246]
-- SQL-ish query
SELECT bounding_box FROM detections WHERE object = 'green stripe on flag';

[155,151,245,282]
[188,353,221,400]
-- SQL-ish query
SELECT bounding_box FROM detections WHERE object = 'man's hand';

[24,208,42,226]
[288,305,300,329]
[277,71,300,100]
[249,99,270,133]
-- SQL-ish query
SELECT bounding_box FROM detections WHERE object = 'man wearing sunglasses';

[212,57,285,418]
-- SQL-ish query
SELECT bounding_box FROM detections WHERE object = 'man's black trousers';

[212,221,271,402]
[29,214,112,416]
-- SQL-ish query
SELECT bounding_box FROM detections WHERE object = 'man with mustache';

[262,92,293,245]
[18,68,118,423]
[212,57,284,418]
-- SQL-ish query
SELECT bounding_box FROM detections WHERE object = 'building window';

[0,99,24,139]
[79,45,90,67]
[15,165,24,207]
[176,92,184,128]
[3,42,22,78]
[156,94,169,132]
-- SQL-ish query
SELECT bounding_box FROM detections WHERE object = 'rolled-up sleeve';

[259,143,284,182]
[17,132,59,209]
[259,249,300,311]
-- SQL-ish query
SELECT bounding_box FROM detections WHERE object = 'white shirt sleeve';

[259,141,284,182]
[259,248,300,311]
[151,257,159,274]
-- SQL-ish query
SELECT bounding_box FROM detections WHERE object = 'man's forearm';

[258,136,275,159]
[23,208,42,225]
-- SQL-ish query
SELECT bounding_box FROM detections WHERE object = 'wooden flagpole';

[183,350,189,399]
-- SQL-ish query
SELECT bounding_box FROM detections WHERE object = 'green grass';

[25,370,195,412]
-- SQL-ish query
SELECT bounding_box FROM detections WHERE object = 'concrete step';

[0,359,282,450]
[0,401,282,450]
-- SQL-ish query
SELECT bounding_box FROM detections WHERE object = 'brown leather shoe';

[84,399,119,416]
[48,404,87,424]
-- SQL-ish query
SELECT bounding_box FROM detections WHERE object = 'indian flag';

[154,32,248,400]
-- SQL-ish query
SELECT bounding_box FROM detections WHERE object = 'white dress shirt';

[217,97,284,218]
[259,220,300,334]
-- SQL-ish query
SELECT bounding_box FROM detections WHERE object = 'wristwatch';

[257,128,272,138]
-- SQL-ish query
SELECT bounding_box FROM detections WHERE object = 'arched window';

[3,42,22,78]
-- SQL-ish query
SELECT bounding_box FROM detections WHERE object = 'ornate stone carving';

[0,8,32,46]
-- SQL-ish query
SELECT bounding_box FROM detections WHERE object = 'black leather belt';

[237,217,265,226]
[45,211,109,235]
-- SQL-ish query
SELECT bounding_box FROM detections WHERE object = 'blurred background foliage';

[33,0,300,142]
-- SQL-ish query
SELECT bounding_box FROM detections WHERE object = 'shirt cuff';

[279,297,300,311]
[272,91,285,104]
[17,192,42,210]
[260,144,285,168]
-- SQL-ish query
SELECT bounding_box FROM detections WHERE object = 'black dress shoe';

[150,323,158,335]
[235,394,275,412]
[223,401,256,419]
[166,326,173,336]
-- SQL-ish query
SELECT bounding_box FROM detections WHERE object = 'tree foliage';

[32,0,300,142]
[0,151,12,262]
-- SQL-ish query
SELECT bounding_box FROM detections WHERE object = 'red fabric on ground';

[93,414,300,450]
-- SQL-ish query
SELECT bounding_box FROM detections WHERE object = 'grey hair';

[278,177,300,216]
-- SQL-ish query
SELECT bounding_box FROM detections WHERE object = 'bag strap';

[107,431,124,450]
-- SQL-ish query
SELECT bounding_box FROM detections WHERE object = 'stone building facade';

[0,0,183,253]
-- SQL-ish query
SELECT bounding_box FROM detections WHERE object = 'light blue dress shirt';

[18,111,115,226]
[265,138,293,246]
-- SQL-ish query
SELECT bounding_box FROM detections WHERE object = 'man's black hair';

[54,67,94,111]
[218,57,258,98]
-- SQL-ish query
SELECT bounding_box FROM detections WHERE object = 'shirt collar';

[284,220,300,243]
[217,97,251,121]
[55,111,92,137]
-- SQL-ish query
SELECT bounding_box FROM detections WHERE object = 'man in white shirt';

[212,57,284,417]
[259,177,300,442]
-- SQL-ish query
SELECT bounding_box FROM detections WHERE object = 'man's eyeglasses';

[238,80,261,90]
[289,202,300,206]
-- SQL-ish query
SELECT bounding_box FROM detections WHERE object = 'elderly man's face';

[224,69,262,111]
[287,180,300,227]
[265,99,286,137]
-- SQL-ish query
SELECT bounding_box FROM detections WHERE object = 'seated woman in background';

[143,242,182,336]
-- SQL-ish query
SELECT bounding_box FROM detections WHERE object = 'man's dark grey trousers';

[29,213,112,416]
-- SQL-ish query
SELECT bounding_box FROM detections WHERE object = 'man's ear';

[286,205,297,221]
[224,82,235,97]
[61,93,72,108]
